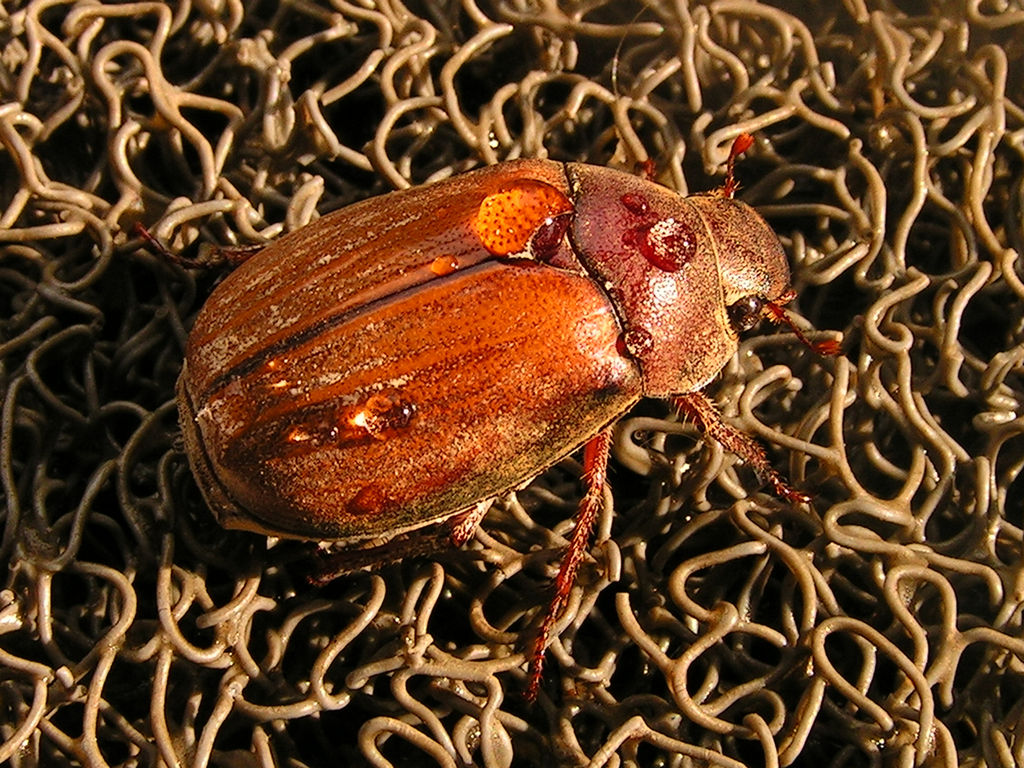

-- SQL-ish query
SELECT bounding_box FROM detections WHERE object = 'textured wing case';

[179,163,642,539]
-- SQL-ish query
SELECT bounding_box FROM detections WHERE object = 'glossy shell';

[178,159,790,541]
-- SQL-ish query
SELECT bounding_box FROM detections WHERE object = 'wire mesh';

[1,0,1023,766]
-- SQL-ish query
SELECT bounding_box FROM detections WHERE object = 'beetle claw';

[769,476,813,505]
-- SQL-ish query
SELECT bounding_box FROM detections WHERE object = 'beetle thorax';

[565,165,790,397]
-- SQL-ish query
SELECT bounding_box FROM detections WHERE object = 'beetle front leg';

[672,391,810,504]
[526,428,613,701]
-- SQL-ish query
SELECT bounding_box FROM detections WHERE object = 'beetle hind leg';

[309,502,491,586]
[134,222,265,269]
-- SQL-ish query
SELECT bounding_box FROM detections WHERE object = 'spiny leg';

[672,391,810,505]
[133,222,263,269]
[526,429,612,701]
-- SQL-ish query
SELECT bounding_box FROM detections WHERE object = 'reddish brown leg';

[636,158,657,182]
[526,429,612,701]
[721,133,754,199]
[672,391,810,504]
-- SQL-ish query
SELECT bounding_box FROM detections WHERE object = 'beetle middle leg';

[672,391,810,504]
[526,428,613,701]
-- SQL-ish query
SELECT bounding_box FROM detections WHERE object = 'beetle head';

[687,195,790,310]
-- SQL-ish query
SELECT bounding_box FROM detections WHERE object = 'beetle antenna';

[721,133,754,199]
[764,289,841,355]
[610,6,651,99]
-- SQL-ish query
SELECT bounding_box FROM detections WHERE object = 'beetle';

[172,134,836,700]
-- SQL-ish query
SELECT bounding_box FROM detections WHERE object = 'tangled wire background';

[2,0,1023,765]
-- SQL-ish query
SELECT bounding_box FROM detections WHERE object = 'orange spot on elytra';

[472,180,574,256]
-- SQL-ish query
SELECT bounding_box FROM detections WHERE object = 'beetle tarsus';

[763,294,843,357]
[133,223,194,268]
[526,429,613,701]
[672,391,808,505]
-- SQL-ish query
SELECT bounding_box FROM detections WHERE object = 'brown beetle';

[174,135,834,699]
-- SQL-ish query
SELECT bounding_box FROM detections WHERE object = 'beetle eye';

[728,295,765,334]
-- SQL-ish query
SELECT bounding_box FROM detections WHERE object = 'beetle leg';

[526,428,613,701]
[671,391,811,504]
[448,500,490,547]
[720,133,754,199]
[133,222,262,269]
[196,242,265,268]
[309,503,490,585]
